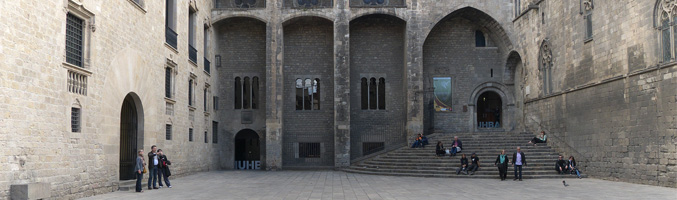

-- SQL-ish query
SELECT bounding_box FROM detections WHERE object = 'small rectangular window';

[204,88,208,112]
[213,96,218,110]
[66,13,84,67]
[204,131,208,143]
[71,107,81,132]
[299,143,321,158]
[165,67,172,98]
[166,124,172,140]
[189,128,193,141]
[212,121,218,144]
[189,79,194,106]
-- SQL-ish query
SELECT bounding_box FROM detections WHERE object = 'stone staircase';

[344,132,586,179]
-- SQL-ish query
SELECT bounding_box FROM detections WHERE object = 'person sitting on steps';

[567,156,582,179]
[449,136,462,157]
[421,134,429,147]
[555,155,568,174]
[411,134,423,148]
[467,153,480,175]
[456,154,469,175]
[528,131,547,146]
[435,141,445,157]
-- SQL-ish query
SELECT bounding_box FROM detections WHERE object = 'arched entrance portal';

[234,129,261,170]
[120,93,144,180]
[477,91,502,128]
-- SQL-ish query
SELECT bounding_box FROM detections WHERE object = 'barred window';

[71,107,81,132]
[204,87,208,112]
[165,67,172,98]
[514,0,521,18]
[582,0,594,40]
[66,13,84,67]
[189,128,194,141]
[213,96,219,110]
[361,77,385,110]
[166,124,172,140]
[299,142,320,158]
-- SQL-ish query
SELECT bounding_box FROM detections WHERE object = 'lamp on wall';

[215,55,221,68]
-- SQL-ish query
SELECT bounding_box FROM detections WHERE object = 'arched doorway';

[234,129,260,170]
[477,91,502,128]
[119,93,144,180]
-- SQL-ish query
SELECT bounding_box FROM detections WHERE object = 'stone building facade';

[0,0,675,198]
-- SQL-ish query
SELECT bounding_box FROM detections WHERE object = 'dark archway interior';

[477,91,502,128]
[119,94,138,180]
[235,129,260,161]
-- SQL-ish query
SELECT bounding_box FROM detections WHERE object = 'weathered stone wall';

[515,0,677,187]
[282,17,336,166]
[349,14,408,158]
[0,0,218,198]
[213,17,268,169]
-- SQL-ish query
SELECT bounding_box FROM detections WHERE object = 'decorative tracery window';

[235,76,259,109]
[656,0,677,62]
[295,78,320,110]
[361,77,385,110]
[539,40,553,95]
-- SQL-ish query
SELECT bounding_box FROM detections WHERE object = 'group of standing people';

[452,147,525,181]
[134,145,173,193]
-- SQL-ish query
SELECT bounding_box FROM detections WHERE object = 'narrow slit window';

[304,79,312,110]
[378,78,385,110]
[165,67,172,98]
[203,88,207,111]
[235,77,242,109]
[71,107,81,132]
[243,77,251,109]
[313,78,320,110]
[166,124,172,140]
[252,77,259,109]
[189,128,193,141]
[361,78,368,110]
[188,79,194,106]
[369,78,377,110]
[296,79,303,110]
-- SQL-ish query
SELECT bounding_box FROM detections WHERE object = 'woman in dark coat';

[435,141,445,157]
[494,150,509,181]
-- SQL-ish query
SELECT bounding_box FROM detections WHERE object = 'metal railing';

[165,27,177,49]
[189,45,197,63]
[204,57,210,74]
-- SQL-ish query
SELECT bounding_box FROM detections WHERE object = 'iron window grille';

[66,13,84,67]
[71,107,81,132]
[166,124,172,140]
[299,143,321,158]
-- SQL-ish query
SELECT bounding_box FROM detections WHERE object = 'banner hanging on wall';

[434,77,453,112]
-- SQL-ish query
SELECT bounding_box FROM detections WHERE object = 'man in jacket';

[157,149,172,188]
[147,145,159,190]
[555,155,568,174]
[512,147,526,181]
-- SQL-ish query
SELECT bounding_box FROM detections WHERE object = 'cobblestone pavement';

[82,170,677,200]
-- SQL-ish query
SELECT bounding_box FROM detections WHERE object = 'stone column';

[265,0,283,170]
[334,0,351,168]
[405,8,424,143]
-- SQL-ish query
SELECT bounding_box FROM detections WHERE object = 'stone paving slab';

[81,171,677,200]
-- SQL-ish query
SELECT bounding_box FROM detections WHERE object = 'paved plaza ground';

[82,170,677,200]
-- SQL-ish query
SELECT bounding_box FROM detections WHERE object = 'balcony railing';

[204,57,211,74]
[165,27,177,49]
[189,45,197,63]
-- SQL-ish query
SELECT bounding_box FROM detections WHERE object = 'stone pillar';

[334,0,351,168]
[405,9,424,143]
[265,0,283,170]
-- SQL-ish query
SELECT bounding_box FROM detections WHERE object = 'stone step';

[377,155,559,160]
[342,168,586,179]
[118,180,147,191]
[354,164,562,171]
[347,166,581,176]
[386,151,558,156]
[371,157,560,163]
[362,161,559,167]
